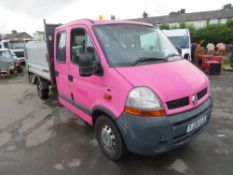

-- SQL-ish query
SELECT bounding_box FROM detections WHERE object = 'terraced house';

[133,5,233,29]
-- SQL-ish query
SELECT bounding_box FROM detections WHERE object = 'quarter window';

[56,32,66,62]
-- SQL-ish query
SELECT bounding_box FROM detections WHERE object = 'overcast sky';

[0,0,232,35]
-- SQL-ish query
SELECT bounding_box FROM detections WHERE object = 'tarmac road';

[0,72,233,175]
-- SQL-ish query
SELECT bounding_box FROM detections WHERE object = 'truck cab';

[26,19,212,161]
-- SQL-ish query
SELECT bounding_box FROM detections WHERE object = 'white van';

[162,29,191,62]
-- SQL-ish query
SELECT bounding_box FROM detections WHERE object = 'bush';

[179,22,187,29]
[195,23,233,45]
[159,24,170,30]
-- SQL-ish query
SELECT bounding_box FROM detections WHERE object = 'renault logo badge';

[192,95,198,105]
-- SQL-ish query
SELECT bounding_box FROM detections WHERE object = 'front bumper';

[116,97,213,155]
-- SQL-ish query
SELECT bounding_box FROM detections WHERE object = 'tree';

[186,24,196,41]
[195,24,231,45]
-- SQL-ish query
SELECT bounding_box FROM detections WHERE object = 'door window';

[70,28,99,64]
[56,32,66,62]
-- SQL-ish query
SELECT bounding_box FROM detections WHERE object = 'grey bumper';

[116,97,213,155]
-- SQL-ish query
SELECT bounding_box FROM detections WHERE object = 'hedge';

[160,19,233,45]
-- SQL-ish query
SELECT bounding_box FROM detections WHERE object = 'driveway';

[0,72,233,175]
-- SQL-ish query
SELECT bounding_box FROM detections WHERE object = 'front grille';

[209,63,221,74]
[197,87,207,100]
[167,97,189,109]
[14,51,24,57]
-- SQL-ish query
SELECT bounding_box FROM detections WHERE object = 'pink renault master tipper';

[26,19,212,161]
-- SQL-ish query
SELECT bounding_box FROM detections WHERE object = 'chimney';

[111,15,116,20]
[143,11,148,18]
[12,30,17,34]
[180,9,186,14]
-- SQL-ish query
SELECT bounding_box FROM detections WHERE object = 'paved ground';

[0,71,233,175]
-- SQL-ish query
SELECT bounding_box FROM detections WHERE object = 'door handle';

[68,74,73,82]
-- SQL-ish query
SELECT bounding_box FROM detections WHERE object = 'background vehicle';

[25,19,212,161]
[198,55,222,75]
[162,29,192,61]
[0,49,15,74]
[0,40,26,65]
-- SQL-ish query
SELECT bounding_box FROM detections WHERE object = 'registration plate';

[186,115,207,133]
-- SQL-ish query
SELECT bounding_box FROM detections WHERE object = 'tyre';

[17,65,23,73]
[28,73,33,83]
[95,115,126,161]
[36,79,49,100]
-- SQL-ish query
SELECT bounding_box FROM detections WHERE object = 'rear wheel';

[36,78,49,100]
[95,115,126,161]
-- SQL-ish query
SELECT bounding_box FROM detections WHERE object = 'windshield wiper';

[164,53,181,60]
[134,57,166,65]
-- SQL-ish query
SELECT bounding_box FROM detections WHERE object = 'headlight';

[124,87,166,117]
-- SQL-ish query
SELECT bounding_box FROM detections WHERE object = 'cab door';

[54,31,71,101]
[68,26,102,118]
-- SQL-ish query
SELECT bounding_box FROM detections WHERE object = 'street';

[0,71,233,175]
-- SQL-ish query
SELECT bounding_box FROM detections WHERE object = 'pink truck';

[25,19,212,161]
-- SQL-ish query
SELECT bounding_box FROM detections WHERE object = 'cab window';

[70,28,99,64]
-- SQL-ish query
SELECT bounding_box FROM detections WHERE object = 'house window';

[221,19,227,24]
[193,21,206,29]
[209,19,218,25]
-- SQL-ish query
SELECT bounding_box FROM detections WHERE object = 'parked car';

[25,19,212,161]
[0,49,15,74]
[0,49,23,73]
[0,40,26,65]
[162,29,192,62]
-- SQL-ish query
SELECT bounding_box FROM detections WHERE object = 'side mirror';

[79,54,96,77]
[184,53,189,60]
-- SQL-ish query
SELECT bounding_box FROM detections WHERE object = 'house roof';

[131,8,233,24]
[3,32,32,40]
[34,31,44,34]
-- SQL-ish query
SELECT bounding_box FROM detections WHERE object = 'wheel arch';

[91,106,119,126]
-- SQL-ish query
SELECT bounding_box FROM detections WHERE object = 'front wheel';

[95,116,126,161]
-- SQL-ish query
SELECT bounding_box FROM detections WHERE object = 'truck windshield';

[94,25,180,67]
[168,36,189,49]
[9,41,25,49]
